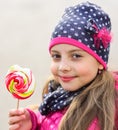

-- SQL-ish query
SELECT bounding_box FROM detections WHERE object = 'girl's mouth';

[59,76,76,82]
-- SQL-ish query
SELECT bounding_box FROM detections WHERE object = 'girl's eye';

[72,53,81,59]
[51,54,61,60]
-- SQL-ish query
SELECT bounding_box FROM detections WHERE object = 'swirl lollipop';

[5,65,36,109]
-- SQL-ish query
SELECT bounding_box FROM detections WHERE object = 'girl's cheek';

[50,63,57,74]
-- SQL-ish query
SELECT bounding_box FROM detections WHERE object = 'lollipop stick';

[17,99,20,109]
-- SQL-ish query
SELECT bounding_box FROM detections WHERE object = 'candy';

[5,65,36,99]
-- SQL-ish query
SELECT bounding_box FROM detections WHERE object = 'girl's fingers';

[9,123,20,130]
[8,114,25,125]
[8,108,31,130]
[9,108,25,117]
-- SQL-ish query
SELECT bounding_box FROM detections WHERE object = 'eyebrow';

[69,49,84,53]
[50,50,59,53]
[67,49,85,54]
[50,49,84,53]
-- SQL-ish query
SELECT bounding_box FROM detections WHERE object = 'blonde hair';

[42,71,118,130]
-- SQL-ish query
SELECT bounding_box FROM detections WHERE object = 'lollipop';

[5,65,36,108]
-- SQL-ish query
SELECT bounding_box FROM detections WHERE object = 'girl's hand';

[8,108,32,130]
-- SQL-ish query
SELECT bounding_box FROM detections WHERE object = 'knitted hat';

[49,1,112,69]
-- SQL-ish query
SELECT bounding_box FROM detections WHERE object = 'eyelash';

[72,53,81,59]
[51,53,81,61]
[51,54,61,60]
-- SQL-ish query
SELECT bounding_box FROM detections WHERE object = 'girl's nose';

[58,62,71,72]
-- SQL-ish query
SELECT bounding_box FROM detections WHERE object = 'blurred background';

[0,0,118,129]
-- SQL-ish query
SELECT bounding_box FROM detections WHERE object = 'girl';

[8,2,118,130]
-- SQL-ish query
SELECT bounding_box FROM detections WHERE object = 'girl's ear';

[98,64,104,74]
[98,64,104,70]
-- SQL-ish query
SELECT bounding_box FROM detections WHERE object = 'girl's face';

[50,44,103,91]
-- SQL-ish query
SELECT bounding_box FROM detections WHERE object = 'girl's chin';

[60,82,82,91]
[61,85,78,91]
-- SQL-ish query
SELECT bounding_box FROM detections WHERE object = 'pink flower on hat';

[94,27,112,49]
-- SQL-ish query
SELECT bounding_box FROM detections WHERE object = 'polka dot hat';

[49,1,112,69]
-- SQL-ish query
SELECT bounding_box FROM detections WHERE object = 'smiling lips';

[59,76,76,82]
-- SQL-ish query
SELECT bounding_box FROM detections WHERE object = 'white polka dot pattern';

[51,2,111,66]
[39,80,87,115]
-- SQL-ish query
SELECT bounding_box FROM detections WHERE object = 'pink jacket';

[28,72,118,130]
[28,109,100,130]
